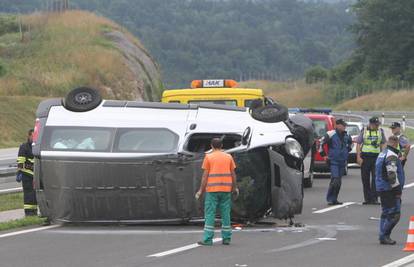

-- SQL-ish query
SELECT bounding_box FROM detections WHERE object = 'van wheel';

[304,170,313,188]
[63,87,102,112]
[251,102,288,123]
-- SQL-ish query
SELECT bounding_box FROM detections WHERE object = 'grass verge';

[0,192,23,212]
[404,127,414,142]
[0,216,46,232]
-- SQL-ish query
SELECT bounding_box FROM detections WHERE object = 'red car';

[303,112,336,173]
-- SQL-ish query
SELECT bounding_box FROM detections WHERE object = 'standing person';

[356,117,386,205]
[319,119,352,205]
[16,129,38,216]
[376,136,405,245]
[390,122,411,168]
[196,138,239,246]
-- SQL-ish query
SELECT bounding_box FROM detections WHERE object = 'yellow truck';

[161,79,267,108]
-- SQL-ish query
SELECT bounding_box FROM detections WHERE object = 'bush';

[305,65,328,84]
[0,15,19,36]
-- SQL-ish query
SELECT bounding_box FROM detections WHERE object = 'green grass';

[404,127,414,142]
[0,96,44,148]
[0,192,23,212]
[0,216,46,232]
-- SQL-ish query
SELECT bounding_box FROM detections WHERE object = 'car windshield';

[188,100,237,106]
[312,119,327,138]
[48,128,112,151]
[115,128,178,153]
[346,125,361,136]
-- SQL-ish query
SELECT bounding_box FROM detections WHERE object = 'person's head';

[369,117,380,130]
[387,135,399,149]
[211,138,223,150]
[390,122,401,135]
[27,129,34,143]
[335,119,347,132]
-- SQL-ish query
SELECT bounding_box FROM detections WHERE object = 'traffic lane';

[0,176,20,193]
[0,225,322,267]
[0,148,18,167]
[0,154,412,267]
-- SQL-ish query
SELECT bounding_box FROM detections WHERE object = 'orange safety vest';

[202,150,236,193]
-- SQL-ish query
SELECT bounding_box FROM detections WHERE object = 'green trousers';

[203,192,232,243]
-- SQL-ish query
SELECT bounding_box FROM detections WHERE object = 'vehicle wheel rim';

[74,92,93,105]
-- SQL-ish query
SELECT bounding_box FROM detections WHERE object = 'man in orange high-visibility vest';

[196,138,239,246]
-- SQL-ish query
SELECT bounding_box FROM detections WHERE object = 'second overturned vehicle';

[32,87,314,223]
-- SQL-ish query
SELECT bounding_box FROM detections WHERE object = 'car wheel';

[304,170,313,188]
[251,102,288,123]
[63,87,102,112]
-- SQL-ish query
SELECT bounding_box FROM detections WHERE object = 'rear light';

[32,118,41,144]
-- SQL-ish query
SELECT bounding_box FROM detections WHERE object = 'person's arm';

[356,130,364,165]
[230,157,238,194]
[319,133,330,158]
[16,145,25,172]
[198,170,209,193]
[380,129,387,151]
[400,135,411,160]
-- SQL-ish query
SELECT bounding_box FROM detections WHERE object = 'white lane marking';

[313,202,356,214]
[404,182,414,189]
[382,254,414,267]
[147,238,222,257]
[0,187,22,194]
[0,225,60,239]
[316,237,336,241]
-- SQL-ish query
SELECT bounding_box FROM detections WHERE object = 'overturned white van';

[32,87,313,223]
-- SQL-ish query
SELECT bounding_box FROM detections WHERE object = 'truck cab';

[161,79,269,108]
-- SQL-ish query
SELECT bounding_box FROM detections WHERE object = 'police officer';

[356,117,386,205]
[390,122,411,168]
[16,129,38,216]
[375,136,405,245]
[196,138,239,246]
[319,119,352,205]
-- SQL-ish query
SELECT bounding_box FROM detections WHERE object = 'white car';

[346,122,364,166]
[32,87,313,223]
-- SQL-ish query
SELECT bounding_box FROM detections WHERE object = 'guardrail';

[0,166,17,177]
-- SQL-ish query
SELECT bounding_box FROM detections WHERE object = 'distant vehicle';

[289,109,336,175]
[32,87,314,224]
[162,79,271,108]
[346,122,364,166]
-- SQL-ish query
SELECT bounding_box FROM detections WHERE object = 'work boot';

[197,241,213,246]
[380,236,396,245]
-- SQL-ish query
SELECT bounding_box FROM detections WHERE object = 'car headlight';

[285,137,304,159]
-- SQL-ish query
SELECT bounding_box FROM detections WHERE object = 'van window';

[115,128,178,153]
[47,128,112,151]
[244,99,263,108]
[186,133,242,153]
[312,119,328,138]
[188,100,237,106]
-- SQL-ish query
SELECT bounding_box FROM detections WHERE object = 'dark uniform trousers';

[361,155,378,202]
[22,172,37,216]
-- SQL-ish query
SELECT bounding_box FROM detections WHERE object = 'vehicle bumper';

[313,160,330,173]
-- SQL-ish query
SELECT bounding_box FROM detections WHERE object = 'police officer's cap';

[369,116,380,124]
[336,118,347,126]
[390,122,401,129]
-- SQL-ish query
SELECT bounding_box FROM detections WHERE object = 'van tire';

[251,102,288,123]
[63,87,102,112]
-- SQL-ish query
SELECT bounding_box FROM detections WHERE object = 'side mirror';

[242,127,252,146]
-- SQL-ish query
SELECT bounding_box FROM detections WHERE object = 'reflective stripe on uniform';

[208,173,232,178]
[362,129,382,154]
[17,156,26,164]
[24,204,38,210]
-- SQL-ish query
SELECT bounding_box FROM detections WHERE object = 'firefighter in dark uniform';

[16,129,38,216]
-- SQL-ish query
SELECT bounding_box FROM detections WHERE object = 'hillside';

[240,80,414,111]
[0,11,163,148]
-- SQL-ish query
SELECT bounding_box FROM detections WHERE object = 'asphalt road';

[0,155,413,267]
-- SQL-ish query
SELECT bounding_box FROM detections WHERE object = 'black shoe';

[222,239,231,245]
[362,201,370,205]
[328,201,343,206]
[380,237,396,245]
[371,201,380,205]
